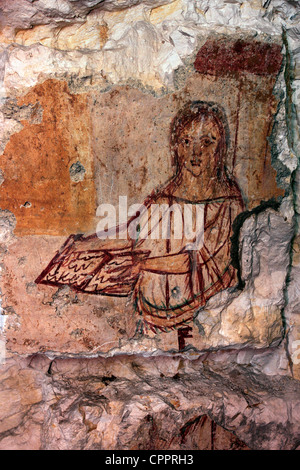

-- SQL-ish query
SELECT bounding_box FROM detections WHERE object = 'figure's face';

[177,117,221,177]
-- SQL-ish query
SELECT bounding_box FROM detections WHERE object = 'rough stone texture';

[282,27,300,381]
[1,353,300,450]
[0,0,299,101]
[0,0,300,450]
[195,209,294,350]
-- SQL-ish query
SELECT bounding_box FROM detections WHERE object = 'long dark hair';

[170,101,230,183]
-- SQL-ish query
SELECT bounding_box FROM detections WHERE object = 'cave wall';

[0,0,300,450]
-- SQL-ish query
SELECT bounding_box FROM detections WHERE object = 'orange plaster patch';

[0,79,97,236]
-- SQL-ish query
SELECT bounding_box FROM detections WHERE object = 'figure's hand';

[102,251,147,282]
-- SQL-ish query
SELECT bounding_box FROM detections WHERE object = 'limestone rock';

[0,0,300,451]
[195,209,294,350]
[0,354,299,450]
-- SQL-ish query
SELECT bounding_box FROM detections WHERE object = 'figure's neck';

[171,169,229,202]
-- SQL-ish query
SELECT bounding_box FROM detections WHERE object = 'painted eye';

[203,138,211,146]
[184,139,190,145]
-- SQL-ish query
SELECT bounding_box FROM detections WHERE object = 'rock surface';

[0,0,300,450]
[1,353,300,450]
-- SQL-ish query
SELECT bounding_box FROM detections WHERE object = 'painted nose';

[191,143,202,163]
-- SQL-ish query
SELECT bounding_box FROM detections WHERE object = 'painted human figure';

[36,101,244,349]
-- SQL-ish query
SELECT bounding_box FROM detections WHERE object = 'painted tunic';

[133,193,244,333]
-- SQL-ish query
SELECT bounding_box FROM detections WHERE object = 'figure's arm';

[138,251,191,275]
[138,198,244,277]
[100,248,191,282]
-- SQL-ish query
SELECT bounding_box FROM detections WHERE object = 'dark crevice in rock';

[230,197,281,290]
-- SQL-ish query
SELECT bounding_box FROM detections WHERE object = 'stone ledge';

[0,353,299,450]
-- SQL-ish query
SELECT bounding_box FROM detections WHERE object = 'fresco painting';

[0,38,285,354]
[36,101,245,350]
